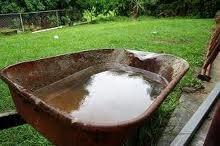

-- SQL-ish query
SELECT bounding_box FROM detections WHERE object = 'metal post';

[19,13,24,32]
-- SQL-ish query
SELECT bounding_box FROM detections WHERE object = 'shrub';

[48,15,59,27]
[61,16,71,25]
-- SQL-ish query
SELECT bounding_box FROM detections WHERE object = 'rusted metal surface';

[0,49,189,146]
[204,100,220,146]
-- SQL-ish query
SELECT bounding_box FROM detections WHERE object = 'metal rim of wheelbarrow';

[0,49,189,132]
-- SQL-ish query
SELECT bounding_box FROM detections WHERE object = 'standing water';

[34,64,167,124]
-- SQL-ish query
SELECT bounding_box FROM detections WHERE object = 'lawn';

[0,17,213,145]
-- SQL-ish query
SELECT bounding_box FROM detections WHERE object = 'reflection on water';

[34,65,166,124]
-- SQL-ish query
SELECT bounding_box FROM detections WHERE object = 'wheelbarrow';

[0,49,189,146]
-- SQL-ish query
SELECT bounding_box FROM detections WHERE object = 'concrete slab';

[190,54,220,146]
[157,54,220,146]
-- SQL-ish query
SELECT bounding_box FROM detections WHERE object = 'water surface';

[34,65,166,124]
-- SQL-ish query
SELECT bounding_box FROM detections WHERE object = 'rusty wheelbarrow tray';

[0,49,189,146]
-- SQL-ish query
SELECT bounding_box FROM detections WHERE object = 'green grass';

[0,17,213,145]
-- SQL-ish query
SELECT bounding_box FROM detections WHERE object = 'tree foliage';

[0,0,24,13]
[106,0,217,18]
[0,0,217,18]
[23,0,45,11]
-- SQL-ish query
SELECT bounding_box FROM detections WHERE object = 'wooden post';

[19,13,24,32]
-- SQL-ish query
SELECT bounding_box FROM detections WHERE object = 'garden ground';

[0,17,213,145]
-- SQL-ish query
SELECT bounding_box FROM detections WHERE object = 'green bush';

[103,0,217,18]
[48,15,59,27]
[61,16,71,25]
[0,0,217,18]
